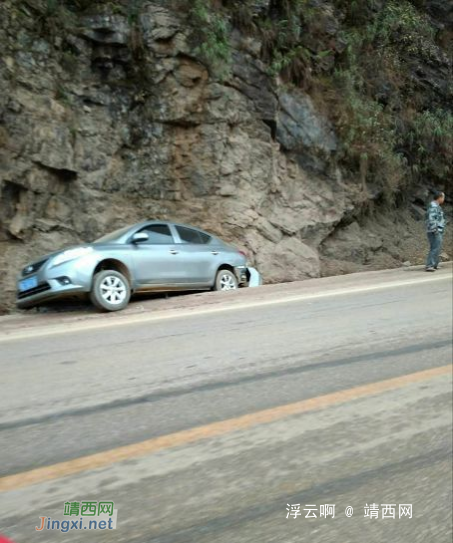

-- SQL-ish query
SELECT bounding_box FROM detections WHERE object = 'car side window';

[176,226,211,244]
[198,231,211,244]
[140,225,174,244]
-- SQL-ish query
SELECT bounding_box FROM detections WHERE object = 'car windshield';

[94,225,133,243]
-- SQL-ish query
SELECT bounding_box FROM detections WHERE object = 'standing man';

[426,190,446,272]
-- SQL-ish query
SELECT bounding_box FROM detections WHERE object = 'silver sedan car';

[16,221,259,312]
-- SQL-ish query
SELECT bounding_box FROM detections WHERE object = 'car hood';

[25,241,127,265]
[25,244,94,266]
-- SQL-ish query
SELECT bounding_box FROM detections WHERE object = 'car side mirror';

[131,232,149,244]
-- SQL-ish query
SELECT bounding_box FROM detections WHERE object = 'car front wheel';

[90,270,131,311]
[214,269,238,291]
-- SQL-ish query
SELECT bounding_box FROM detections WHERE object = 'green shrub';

[374,0,438,61]
[191,0,232,80]
[407,109,453,181]
[333,67,405,198]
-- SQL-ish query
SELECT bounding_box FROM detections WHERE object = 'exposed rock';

[276,91,337,154]
[0,0,450,311]
[321,221,384,263]
[79,14,130,46]
[139,4,187,56]
[231,53,277,121]
[410,203,426,221]
[255,237,321,283]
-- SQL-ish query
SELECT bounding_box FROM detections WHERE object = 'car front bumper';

[16,258,95,309]
[246,267,262,287]
[234,266,262,287]
[234,266,249,285]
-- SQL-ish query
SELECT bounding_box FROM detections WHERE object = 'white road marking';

[0,274,450,343]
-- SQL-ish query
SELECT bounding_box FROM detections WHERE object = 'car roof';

[93,220,228,246]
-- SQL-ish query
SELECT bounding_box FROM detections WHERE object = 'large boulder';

[255,237,321,283]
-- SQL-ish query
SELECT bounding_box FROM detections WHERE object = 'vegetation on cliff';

[190,0,452,200]
[12,0,452,202]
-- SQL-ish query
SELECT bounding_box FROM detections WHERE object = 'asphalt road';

[0,266,452,543]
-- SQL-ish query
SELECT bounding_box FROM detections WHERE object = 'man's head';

[433,190,445,204]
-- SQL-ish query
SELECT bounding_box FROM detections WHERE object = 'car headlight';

[51,247,93,267]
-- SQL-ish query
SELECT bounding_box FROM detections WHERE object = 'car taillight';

[237,250,247,258]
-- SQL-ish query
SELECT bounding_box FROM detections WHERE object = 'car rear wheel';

[214,269,238,291]
[90,270,131,311]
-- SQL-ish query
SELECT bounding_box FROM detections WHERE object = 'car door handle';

[211,251,219,255]
[169,249,179,255]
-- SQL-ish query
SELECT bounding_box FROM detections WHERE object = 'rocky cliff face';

[0,0,451,311]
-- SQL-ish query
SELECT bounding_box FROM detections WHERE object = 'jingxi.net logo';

[36,501,118,533]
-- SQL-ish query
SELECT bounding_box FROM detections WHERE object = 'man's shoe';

[426,267,435,272]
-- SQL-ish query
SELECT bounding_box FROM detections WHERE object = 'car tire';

[90,270,131,312]
[214,269,238,291]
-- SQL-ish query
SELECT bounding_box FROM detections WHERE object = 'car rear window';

[140,225,174,244]
[176,226,211,244]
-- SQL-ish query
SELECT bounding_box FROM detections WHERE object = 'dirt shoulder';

[0,263,450,341]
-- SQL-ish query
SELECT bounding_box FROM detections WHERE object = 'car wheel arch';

[92,259,133,290]
[213,263,235,283]
[216,263,235,274]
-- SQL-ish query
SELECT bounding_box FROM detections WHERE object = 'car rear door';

[132,224,185,286]
[172,225,220,285]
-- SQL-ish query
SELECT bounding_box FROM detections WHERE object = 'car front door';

[131,224,184,286]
